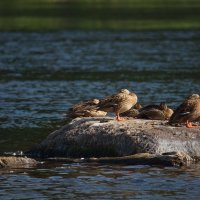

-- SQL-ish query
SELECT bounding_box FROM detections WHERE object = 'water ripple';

[0,164,200,199]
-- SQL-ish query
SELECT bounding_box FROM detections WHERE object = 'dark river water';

[0,30,200,199]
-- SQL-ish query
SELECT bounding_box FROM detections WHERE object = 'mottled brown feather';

[67,99,107,118]
[98,89,138,115]
[169,94,200,124]
[138,102,173,120]
[137,109,166,120]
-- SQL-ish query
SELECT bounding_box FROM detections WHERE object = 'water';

[1,30,200,199]
[0,163,200,199]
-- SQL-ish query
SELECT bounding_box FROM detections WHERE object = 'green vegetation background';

[0,0,200,31]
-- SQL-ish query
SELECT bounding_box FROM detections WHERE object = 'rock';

[0,156,38,169]
[46,152,193,167]
[27,117,200,159]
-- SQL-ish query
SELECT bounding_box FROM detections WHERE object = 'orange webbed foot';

[115,116,126,121]
[186,120,197,128]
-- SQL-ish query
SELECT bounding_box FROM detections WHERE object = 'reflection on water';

[0,30,200,199]
[0,163,200,199]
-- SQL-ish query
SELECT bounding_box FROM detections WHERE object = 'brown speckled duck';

[98,89,138,121]
[66,98,107,119]
[121,103,142,118]
[137,102,174,120]
[169,94,200,128]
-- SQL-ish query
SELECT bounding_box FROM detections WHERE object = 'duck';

[66,98,107,119]
[137,108,167,120]
[134,103,143,110]
[98,89,138,121]
[137,102,174,120]
[121,103,142,118]
[169,94,200,128]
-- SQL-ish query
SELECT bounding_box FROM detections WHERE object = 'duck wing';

[98,93,126,112]
[169,100,195,124]
[137,109,165,120]
[139,104,161,112]
[66,99,100,118]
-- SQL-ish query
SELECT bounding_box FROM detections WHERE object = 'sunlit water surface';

[0,30,200,199]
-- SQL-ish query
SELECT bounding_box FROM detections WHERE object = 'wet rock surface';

[46,152,193,167]
[27,117,200,160]
[0,156,38,168]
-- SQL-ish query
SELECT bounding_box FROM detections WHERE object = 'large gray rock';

[28,117,200,159]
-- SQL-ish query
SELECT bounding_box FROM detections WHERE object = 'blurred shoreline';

[0,0,200,31]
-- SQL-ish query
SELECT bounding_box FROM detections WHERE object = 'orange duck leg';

[115,113,126,121]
